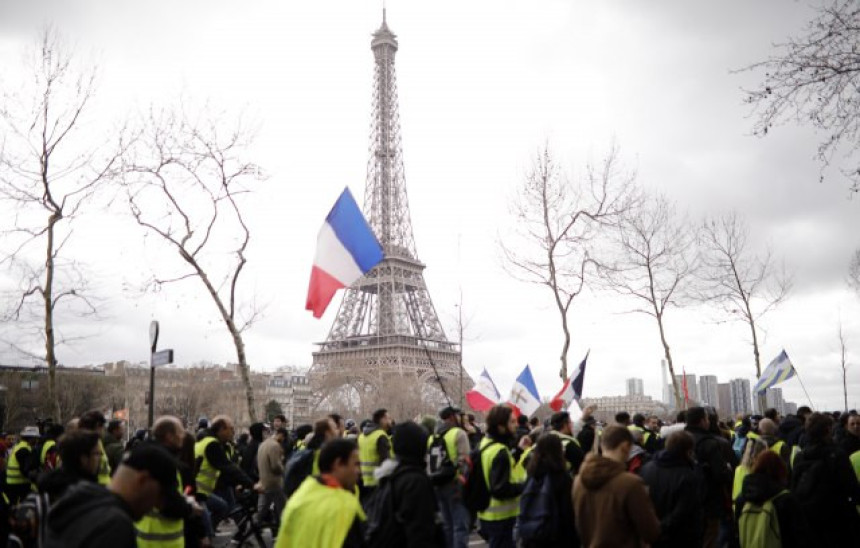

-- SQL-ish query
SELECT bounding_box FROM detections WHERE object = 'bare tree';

[849,248,860,293]
[698,212,792,387]
[607,194,697,409]
[741,0,860,192]
[0,28,121,420]
[838,320,849,412]
[500,144,637,380]
[122,106,264,422]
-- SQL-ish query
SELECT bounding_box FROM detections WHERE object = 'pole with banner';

[148,320,174,429]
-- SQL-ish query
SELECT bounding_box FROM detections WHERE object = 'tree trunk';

[748,314,767,413]
[44,214,61,421]
[559,307,571,381]
[187,255,257,423]
[656,312,682,410]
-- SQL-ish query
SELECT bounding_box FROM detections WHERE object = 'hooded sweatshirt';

[43,481,137,548]
[572,453,660,548]
[735,472,812,548]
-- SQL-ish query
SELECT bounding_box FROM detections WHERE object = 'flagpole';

[793,367,815,409]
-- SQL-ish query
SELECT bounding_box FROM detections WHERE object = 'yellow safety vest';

[514,446,534,478]
[194,437,221,496]
[275,476,366,548]
[550,430,580,471]
[6,442,33,486]
[135,470,185,548]
[427,427,464,477]
[97,439,111,486]
[732,464,750,507]
[40,439,56,469]
[850,450,860,482]
[477,438,524,522]
[312,449,321,477]
[358,429,389,487]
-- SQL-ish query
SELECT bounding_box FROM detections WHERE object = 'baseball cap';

[120,443,179,492]
[20,426,40,438]
[438,406,462,420]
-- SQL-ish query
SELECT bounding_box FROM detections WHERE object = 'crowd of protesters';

[0,402,855,547]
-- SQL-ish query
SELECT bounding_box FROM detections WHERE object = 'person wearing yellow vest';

[36,429,102,502]
[195,415,258,530]
[103,419,126,475]
[39,423,63,473]
[276,438,365,548]
[6,426,41,504]
[43,443,180,548]
[477,405,526,548]
[549,411,584,475]
[357,408,392,500]
[78,409,112,485]
[430,406,471,548]
[842,413,860,458]
[136,416,205,548]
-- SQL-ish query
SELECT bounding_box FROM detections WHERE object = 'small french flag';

[306,188,383,318]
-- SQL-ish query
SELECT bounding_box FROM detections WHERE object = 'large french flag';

[465,368,502,412]
[550,350,589,412]
[507,365,541,418]
[306,188,383,318]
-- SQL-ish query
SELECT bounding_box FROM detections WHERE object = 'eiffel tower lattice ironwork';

[310,11,472,408]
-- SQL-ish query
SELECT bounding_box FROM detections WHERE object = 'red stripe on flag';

[305,266,346,318]
[465,391,497,412]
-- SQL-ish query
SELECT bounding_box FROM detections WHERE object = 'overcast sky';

[0,0,858,412]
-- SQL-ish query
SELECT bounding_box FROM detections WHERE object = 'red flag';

[682,367,690,406]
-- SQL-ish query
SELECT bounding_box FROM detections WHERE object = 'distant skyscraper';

[661,360,673,406]
[626,378,644,397]
[699,375,719,407]
[784,402,798,415]
[718,383,732,419]
[730,378,752,416]
[674,373,699,403]
[764,387,785,415]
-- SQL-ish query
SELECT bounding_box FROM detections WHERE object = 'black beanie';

[392,421,427,464]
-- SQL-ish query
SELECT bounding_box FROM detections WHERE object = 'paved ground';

[213,522,488,547]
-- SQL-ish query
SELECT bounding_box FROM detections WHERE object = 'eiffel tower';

[310,11,472,412]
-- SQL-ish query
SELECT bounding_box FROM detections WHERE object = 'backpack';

[427,433,457,487]
[737,490,787,548]
[463,441,498,513]
[283,448,315,497]
[732,435,747,460]
[516,474,558,543]
[8,492,51,548]
[791,453,834,511]
[364,470,402,546]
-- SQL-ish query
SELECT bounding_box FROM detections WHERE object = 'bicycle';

[225,491,274,547]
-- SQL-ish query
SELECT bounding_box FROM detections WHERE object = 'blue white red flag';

[507,365,541,418]
[465,368,501,412]
[306,188,383,318]
[550,351,589,411]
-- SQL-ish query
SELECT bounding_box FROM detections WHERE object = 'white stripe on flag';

[314,222,365,285]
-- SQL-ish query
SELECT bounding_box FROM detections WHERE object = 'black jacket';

[522,468,577,548]
[577,424,596,454]
[685,426,732,518]
[37,466,98,503]
[372,459,443,547]
[640,450,705,548]
[735,472,811,548]
[43,482,137,548]
[790,442,860,545]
